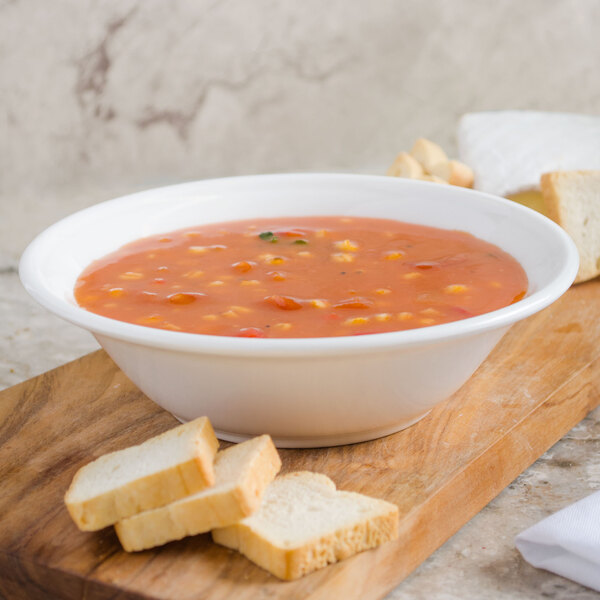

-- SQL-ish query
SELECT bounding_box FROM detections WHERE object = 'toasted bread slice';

[212,471,399,580]
[541,170,600,283]
[65,417,218,531]
[115,435,281,552]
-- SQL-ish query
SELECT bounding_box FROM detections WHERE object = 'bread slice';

[541,170,600,283]
[65,417,218,531]
[115,434,281,552]
[212,471,399,580]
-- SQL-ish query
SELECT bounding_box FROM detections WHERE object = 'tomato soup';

[75,217,528,338]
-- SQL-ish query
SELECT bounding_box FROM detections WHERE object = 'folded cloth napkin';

[515,490,600,592]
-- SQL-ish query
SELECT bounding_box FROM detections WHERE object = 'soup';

[75,216,528,338]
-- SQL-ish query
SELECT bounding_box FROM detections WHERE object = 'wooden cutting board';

[1,280,598,600]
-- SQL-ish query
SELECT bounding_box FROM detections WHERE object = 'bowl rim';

[19,173,579,357]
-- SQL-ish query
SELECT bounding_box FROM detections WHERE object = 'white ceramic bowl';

[20,174,578,447]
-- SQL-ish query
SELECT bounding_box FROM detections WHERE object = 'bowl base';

[172,412,430,448]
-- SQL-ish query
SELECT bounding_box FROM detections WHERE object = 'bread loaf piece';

[430,159,474,188]
[115,434,281,552]
[541,170,600,283]
[212,471,399,580]
[387,152,424,178]
[410,138,448,173]
[65,416,218,531]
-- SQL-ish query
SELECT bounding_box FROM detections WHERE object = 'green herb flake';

[292,239,308,245]
[259,231,278,243]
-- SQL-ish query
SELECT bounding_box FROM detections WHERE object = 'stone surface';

[2,0,600,597]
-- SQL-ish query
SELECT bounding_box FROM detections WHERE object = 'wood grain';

[0,280,598,600]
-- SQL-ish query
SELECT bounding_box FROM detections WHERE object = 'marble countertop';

[2,0,599,594]
[2,243,599,599]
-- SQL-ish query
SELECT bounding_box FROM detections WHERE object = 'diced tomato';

[275,229,306,237]
[265,295,303,310]
[333,297,373,309]
[449,306,473,318]
[237,327,266,338]
[232,260,255,273]
[167,292,205,305]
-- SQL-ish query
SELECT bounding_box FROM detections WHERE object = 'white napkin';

[515,490,600,592]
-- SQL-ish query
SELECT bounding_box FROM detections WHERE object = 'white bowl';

[19,174,578,447]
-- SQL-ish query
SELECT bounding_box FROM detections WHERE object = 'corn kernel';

[297,251,313,258]
[189,246,208,254]
[445,284,468,294]
[375,313,392,322]
[332,252,355,263]
[384,251,404,261]
[241,279,260,286]
[268,271,286,281]
[420,308,440,316]
[119,271,144,280]
[420,318,436,325]
[310,299,329,308]
[269,257,285,265]
[334,239,359,252]
[403,272,421,280]
[137,315,161,324]
[375,288,391,295]
[397,312,414,320]
[202,314,218,321]
[108,287,124,297]
[343,317,370,326]
[230,305,252,314]
[274,322,292,331]
[222,310,238,318]
[183,270,205,278]
[209,280,225,287]
[232,261,254,273]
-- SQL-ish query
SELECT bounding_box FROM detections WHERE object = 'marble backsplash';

[2,0,599,264]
